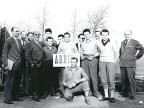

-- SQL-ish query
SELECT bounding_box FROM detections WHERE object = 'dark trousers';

[43,61,58,94]
[21,63,29,94]
[120,67,136,97]
[31,65,43,97]
[4,63,22,100]
[81,57,98,96]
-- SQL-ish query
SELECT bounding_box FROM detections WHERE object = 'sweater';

[97,39,119,63]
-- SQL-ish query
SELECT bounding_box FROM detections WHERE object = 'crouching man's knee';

[64,88,73,101]
[82,81,90,91]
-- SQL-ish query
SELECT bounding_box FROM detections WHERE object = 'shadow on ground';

[0,92,144,108]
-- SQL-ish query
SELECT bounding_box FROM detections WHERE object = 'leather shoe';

[32,97,41,102]
[4,100,14,104]
[110,98,115,103]
[85,99,91,105]
[41,92,49,99]
[99,97,109,101]
[130,96,136,100]
[12,98,23,102]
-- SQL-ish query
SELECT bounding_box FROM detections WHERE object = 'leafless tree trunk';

[88,6,109,34]
[70,10,82,42]
[36,0,49,41]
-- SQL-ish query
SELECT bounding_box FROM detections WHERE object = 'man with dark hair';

[45,28,52,33]
[57,32,78,54]
[119,30,144,100]
[44,28,57,47]
[24,32,34,96]
[2,27,23,104]
[63,57,91,105]
[42,37,57,98]
[83,29,90,34]
[56,34,64,49]
[19,31,29,96]
[27,32,34,42]
[81,29,101,99]
[25,31,44,102]
[76,33,85,52]
[97,29,119,103]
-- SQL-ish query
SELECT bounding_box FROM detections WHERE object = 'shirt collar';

[34,39,39,44]
[69,66,79,71]
[13,36,17,40]
[47,46,54,49]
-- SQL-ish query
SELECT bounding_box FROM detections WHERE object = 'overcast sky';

[0,0,144,44]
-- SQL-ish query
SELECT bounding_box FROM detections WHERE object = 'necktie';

[125,40,128,45]
[124,40,128,49]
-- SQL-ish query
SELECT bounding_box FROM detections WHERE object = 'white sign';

[53,54,80,67]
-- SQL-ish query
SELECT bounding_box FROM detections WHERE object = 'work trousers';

[99,61,116,90]
[81,57,98,96]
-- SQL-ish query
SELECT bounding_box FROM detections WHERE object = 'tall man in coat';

[2,27,23,104]
[119,30,144,100]
[25,31,44,102]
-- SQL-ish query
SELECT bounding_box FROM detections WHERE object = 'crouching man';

[63,57,91,105]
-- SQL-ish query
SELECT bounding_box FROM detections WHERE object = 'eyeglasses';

[35,34,40,36]
[81,38,85,40]
[124,34,130,35]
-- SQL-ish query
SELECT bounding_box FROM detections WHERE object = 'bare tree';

[88,6,109,34]
[70,10,82,42]
[36,0,49,41]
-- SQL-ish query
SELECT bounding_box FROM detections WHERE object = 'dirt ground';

[0,92,144,108]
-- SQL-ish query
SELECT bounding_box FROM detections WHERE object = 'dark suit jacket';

[2,37,23,67]
[119,39,144,67]
[25,39,44,68]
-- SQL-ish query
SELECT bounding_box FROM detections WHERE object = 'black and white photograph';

[0,0,144,108]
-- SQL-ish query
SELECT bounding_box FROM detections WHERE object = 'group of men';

[1,26,144,105]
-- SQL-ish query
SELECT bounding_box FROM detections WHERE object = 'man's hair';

[58,34,64,38]
[27,32,33,36]
[46,36,53,41]
[83,29,90,34]
[64,32,70,36]
[45,28,52,33]
[100,29,109,35]
[71,57,78,62]
[11,27,17,32]
[125,30,132,35]
[21,31,27,35]
[78,33,83,38]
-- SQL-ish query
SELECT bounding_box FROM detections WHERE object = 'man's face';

[64,34,70,42]
[46,39,53,47]
[71,59,77,68]
[12,27,20,38]
[101,32,109,41]
[28,34,33,41]
[79,35,85,43]
[58,37,63,44]
[21,32,27,41]
[84,31,91,40]
[95,31,100,39]
[45,32,52,38]
[124,31,131,40]
[34,31,41,41]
